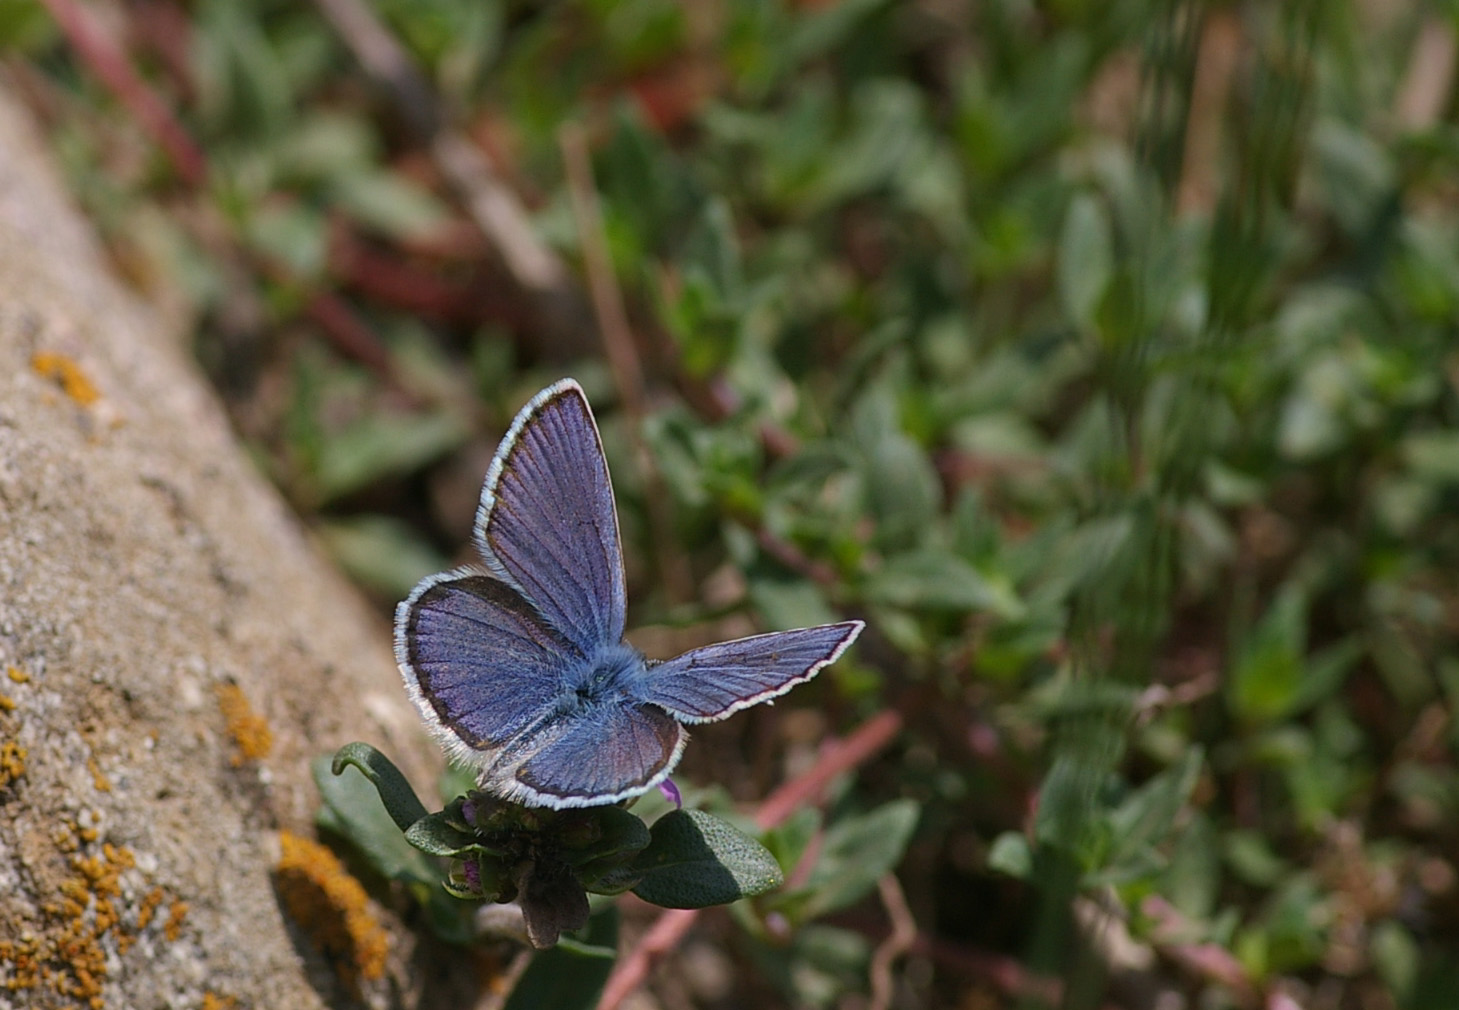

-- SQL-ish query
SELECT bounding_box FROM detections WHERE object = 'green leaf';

[314,753,436,884]
[810,79,927,209]
[329,169,451,240]
[1311,120,1396,238]
[1370,920,1419,1003]
[762,807,823,877]
[1106,748,1204,869]
[1162,812,1220,919]
[1058,193,1113,332]
[986,832,1033,879]
[570,807,654,894]
[788,799,920,921]
[276,112,375,179]
[1288,638,1362,716]
[749,578,839,630]
[776,925,873,1008]
[851,386,942,550]
[1228,584,1307,725]
[1403,430,1459,484]
[316,514,448,600]
[563,805,652,865]
[783,0,892,76]
[504,908,619,1010]
[863,549,1023,618]
[330,742,430,832]
[1224,829,1289,887]
[0,0,58,51]
[246,202,327,277]
[1094,268,1143,349]
[313,411,469,503]
[630,810,784,909]
[404,810,487,857]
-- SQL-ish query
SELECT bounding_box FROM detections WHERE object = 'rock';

[0,86,464,1009]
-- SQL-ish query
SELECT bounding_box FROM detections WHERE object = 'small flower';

[657,778,683,809]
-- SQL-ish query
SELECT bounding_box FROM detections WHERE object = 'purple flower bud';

[463,857,482,894]
[765,912,791,941]
[657,778,682,809]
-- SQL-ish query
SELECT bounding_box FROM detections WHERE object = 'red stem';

[596,710,903,1010]
[754,710,902,830]
[40,0,207,186]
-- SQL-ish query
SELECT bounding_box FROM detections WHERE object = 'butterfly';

[394,379,863,809]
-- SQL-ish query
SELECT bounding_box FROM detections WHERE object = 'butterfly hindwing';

[475,380,627,655]
[511,700,685,808]
[641,621,864,723]
[395,570,581,771]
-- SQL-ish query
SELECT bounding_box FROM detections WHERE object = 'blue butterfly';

[395,379,863,809]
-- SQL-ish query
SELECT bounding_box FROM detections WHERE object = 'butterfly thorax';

[559,642,646,711]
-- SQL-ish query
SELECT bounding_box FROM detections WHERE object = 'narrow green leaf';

[331,741,430,831]
[1107,747,1204,867]
[313,754,436,884]
[631,810,784,909]
[793,799,920,920]
[1229,584,1309,725]
[863,549,1023,618]
[1058,193,1113,332]
[316,514,448,600]
[313,411,469,503]
[1370,920,1419,1003]
[329,169,450,240]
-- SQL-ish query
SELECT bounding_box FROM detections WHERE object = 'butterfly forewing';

[642,621,864,723]
[396,571,580,764]
[513,701,685,807]
[475,381,627,655]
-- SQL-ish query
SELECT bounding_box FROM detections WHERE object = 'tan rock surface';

[0,85,459,1009]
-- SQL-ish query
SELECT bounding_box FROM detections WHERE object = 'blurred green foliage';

[9,0,1459,1007]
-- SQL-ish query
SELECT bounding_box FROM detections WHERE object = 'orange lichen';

[31,352,100,406]
[35,842,134,1007]
[0,936,40,991]
[0,824,187,1008]
[6,666,28,683]
[202,994,238,1010]
[163,900,189,942]
[0,693,15,711]
[136,887,166,932]
[87,756,112,792]
[0,741,25,789]
[215,683,273,766]
[275,831,388,992]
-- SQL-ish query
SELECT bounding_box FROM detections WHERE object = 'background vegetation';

[5,0,1459,1007]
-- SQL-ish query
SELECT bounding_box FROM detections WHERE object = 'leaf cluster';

[320,743,784,949]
